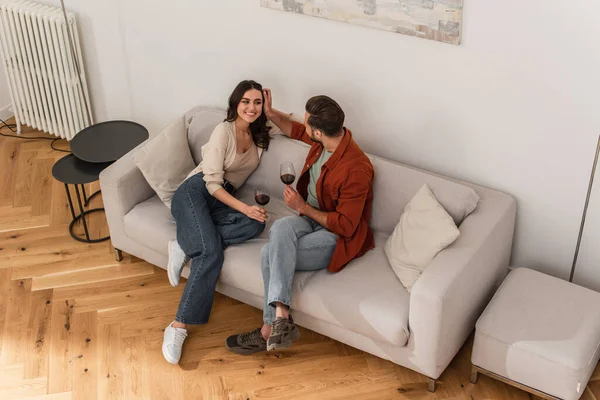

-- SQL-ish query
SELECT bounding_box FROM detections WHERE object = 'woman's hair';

[225,80,271,150]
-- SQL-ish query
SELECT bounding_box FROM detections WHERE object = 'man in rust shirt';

[226,91,374,354]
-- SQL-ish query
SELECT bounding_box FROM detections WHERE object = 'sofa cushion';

[370,156,479,233]
[219,238,320,302]
[123,194,409,347]
[121,195,304,298]
[133,116,195,209]
[220,231,410,348]
[185,106,227,165]
[123,190,296,262]
[384,184,460,292]
[473,268,600,400]
[292,233,410,347]
[123,195,175,255]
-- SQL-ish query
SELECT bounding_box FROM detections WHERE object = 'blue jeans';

[261,216,338,325]
[171,173,265,325]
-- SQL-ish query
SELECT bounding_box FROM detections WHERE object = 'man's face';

[304,112,322,144]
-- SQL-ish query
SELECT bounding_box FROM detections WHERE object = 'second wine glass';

[254,186,270,206]
[280,162,296,185]
[254,186,270,222]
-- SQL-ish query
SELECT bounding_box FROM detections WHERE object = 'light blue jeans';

[261,216,338,325]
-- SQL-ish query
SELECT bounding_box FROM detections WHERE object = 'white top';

[186,121,262,195]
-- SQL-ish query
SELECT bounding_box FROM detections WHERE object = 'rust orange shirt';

[291,121,375,272]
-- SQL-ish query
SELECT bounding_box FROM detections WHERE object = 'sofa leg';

[427,378,436,392]
[470,366,479,384]
[115,248,123,262]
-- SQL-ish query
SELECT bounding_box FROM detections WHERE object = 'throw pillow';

[133,116,195,209]
[384,184,460,292]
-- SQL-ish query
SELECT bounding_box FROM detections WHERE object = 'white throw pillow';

[384,184,460,292]
[133,116,195,209]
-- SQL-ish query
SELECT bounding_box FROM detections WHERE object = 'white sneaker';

[167,239,188,287]
[162,321,188,364]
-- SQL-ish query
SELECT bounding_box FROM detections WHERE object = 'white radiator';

[0,0,92,140]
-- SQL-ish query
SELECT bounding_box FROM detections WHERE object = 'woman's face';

[236,89,263,124]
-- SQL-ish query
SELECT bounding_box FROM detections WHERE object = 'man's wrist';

[298,202,309,215]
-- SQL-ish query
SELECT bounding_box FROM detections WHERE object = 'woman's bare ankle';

[261,323,271,340]
[172,321,186,329]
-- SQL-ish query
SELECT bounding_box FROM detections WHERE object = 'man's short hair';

[305,95,345,137]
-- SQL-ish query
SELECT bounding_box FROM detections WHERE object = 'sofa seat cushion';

[221,232,410,348]
[124,195,175,255]
[123,189,296,254]
[292,233,410,347]
[219,239,320,303]
[472,268,600,400]
[124,195,410,348]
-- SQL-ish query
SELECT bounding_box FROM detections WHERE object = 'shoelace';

[239,329,262,344]
[172,328,187,348]
[272,318,288,334]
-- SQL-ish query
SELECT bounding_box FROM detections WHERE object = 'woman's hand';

[244,204,268,223]
[263,88,273,118]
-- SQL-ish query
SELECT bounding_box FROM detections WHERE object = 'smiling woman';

[225,80,271,151]
[160,79,272,365]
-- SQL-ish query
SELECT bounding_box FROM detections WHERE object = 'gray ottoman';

[471,268,600,400]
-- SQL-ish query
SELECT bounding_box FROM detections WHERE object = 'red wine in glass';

[254,187,270,206]
[280,162,296,185]
[254,186,270,222]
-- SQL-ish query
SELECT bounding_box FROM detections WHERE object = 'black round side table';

[70,120,149,163]
[52,154,112,243]
[55,120,149,243]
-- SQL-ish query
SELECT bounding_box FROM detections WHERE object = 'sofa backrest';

[185,106,480,233]
[369,156,479,233]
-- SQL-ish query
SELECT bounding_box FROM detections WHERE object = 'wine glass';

[254,186,270,222]
[280,162,296,185]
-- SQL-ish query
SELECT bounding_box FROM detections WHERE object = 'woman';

[162,80,271,364]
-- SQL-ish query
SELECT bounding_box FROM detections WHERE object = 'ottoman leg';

[470,366,479,384]
[427,378,436,392]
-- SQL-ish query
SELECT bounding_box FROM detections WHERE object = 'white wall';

[1,0,132,122]
[57,0,600,281]
[44,0,133,122]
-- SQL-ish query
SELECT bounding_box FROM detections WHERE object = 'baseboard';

[0,104,14,122]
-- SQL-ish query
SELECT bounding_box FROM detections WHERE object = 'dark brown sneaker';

[225,328,267,355]
[267,316,300,351]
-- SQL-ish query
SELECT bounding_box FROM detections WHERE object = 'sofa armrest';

[99,143,155,246]
[408,189,516,379]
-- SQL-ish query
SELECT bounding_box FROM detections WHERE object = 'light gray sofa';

[99,106,517,389]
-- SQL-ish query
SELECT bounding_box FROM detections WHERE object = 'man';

[226,90,374,354]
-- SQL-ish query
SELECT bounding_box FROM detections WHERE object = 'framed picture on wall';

[260,0,464,45]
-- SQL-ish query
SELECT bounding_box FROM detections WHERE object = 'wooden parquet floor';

[0,119,598,400]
